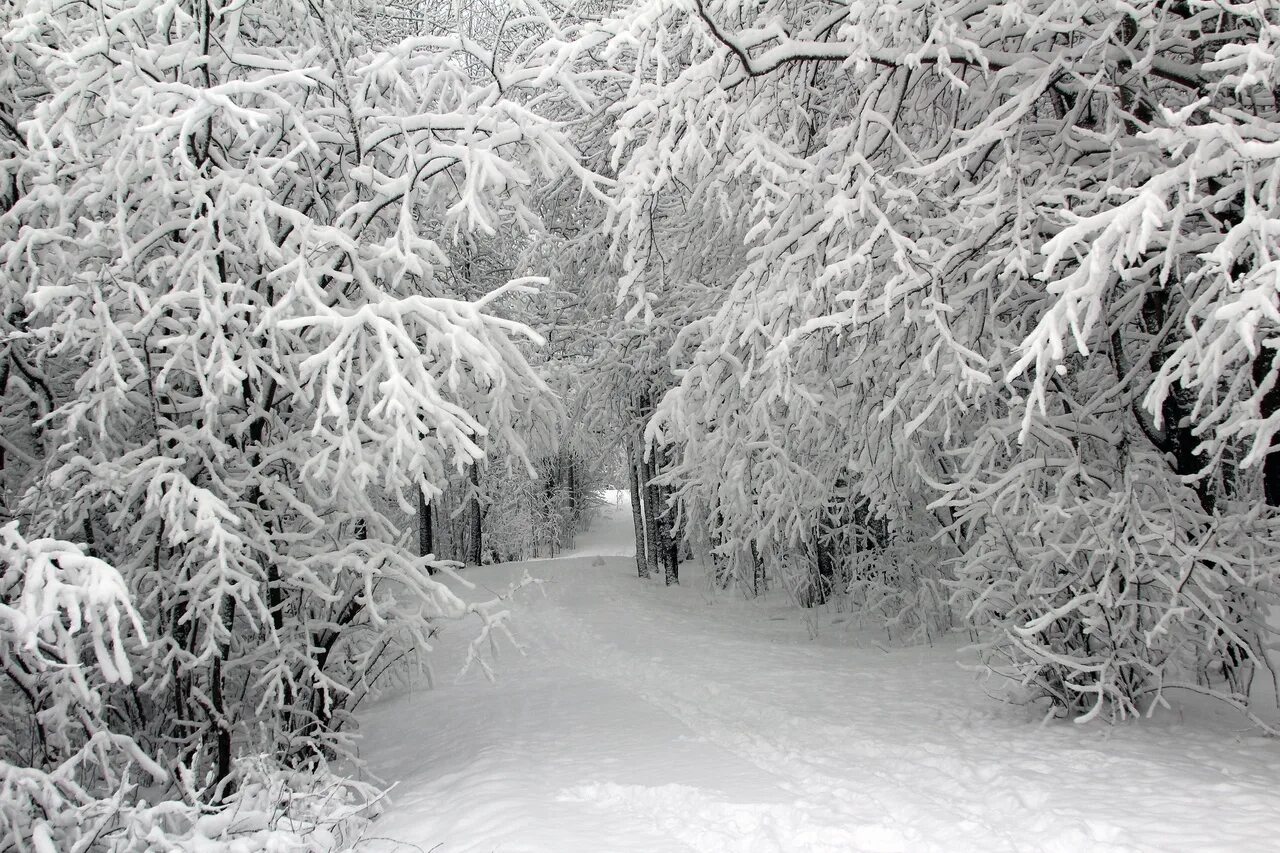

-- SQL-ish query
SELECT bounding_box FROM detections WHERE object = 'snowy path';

[359,496,1280,852]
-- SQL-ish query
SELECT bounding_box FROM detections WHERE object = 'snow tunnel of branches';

[2,0,1280,848]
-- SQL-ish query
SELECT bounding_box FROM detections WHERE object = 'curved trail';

[359,496,1280,852]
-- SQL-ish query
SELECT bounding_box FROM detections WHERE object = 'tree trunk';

[661,484,679,586]
[657,447,679,585]
[210,654,231,794]
[209,593,237,801]
[417,480,435,571]
[567,456,577,536]
[804,529,835,607]
[467,464,482,565]
[627,440,649,578]
[1253,351,1280,506]
[641,444,661,579]
[544,468,557,557]
[747,540,757,594]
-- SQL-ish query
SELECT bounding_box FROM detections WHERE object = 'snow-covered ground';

[357,494,1280,852]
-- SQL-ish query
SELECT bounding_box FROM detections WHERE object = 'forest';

[1,0,1278,848]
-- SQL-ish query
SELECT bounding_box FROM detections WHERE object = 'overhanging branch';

[692,0,1204,90]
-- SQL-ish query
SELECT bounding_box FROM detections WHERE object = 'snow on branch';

[0,521,145,684]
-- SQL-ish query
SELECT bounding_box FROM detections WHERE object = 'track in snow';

[358,494,1280,852]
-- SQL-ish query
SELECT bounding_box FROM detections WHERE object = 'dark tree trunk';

[661,492,679,585]
[627,439,649,578]
[751,542,765,596]
[802,528,835,607]
[209,594,237,801]
[211,654,231,793]
[567,457,577,534]
[1253,351,1280,506]
[544,468,557,557]
[642,447,661,579]
[657,448,679,585]
[467,464,482,565]
[417,480,435,570]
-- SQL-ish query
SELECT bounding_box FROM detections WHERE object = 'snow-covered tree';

[0,0,602,839]
[588,0,1280,721]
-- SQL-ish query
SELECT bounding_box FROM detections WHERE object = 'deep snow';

[358,494,1280,852]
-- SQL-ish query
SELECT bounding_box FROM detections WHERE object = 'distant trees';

[583,0,1280,724]
[455,443,610,564]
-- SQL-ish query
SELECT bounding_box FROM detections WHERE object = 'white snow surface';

[359,493,1280,852]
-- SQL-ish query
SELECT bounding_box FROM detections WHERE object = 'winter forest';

[2,0,1280,849]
